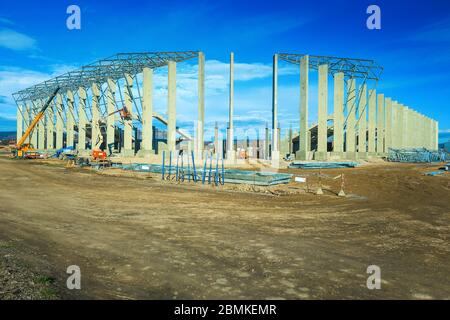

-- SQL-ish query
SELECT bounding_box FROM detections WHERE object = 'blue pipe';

[191,151,197,182]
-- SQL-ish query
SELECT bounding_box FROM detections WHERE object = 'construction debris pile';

[387,148,449,163]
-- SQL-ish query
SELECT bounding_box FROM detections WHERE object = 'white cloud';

[0,64,77,118]
[0,28,37,51]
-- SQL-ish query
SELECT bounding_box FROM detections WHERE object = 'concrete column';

[77,87,87,151]
[55,94,64,149]
[138,68,154,157]
[197,52,205,159]
[66,90,75,148]
[345,78,356,159]
[367,89,376,155]
[385,97,392,152]
[288,125,293,155]
[30,104,38,148]
[16,104,23,142]
[23,104,30,144]
[37,100,45,150]
[271,54,280,166]
[167,62,177,153]
[376,93,385,154]
[214,122,219,155]
[123,74,134,156]
[402,106,409,149]
[91,83,101,151]
[391,101,398,148]
[106,79,116,154]
[264,123,269,159]
[357,84,367,157]
[397,104,404,148]
[296,55,309,160]
[332,72,344,157]
[316,64,328,160]
[227,52,235,161]
[46,103,54,150]
[434,120,439,150]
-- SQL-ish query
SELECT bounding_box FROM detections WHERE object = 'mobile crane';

[12,87,60,158]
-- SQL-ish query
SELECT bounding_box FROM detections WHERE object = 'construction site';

[1,51,450,300]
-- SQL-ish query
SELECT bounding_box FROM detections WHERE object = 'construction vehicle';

[12,87,60,158]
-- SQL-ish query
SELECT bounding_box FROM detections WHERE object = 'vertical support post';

[346,78,356,159]
[376,93,385,154]
[91,83,101,151]
[367,89,376,155]
[37,99,45,150]
[106,78,116,154]
[296,55,309,160]
[384,97,392,152]
[271,54,280,166]
[214,122,219,155]
[66,90,75,148]
[332,72,344,157]
[16,104,23,143]
[123,73,134,156]
[402,106,409,149]
[167,62,177,153]
[398,104,405,148]
[77,87,87,151]
[46,102,54,150]
[264,122,269,160]
[434,120,439,150]
[197,52,205,159]
[138,67,154,157]
[316,64,328,160]
[55,94,64,149]
[227,52,235,161]
[358,84,367,157]
[30,104,38,148]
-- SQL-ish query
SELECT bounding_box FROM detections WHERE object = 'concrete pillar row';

[123,74,134,156]
[332,72,344,157]
[197,52,205,159]
[227,52,235,161]
[167,62,177,153]
[16,104,23,142]
[77,87,87,151]
[66,90,75,148]
[346,78,356,159]
[376,93,385,154]
[316,64,328,160]
[138,68,154,158]
[358,84,367,157]
[296,55,309,160]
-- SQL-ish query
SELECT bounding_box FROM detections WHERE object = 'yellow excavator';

[12,87,60,158]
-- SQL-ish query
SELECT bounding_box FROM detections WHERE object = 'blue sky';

[0,0,449,142]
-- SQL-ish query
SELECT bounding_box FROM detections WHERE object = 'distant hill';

[0,131,15,141]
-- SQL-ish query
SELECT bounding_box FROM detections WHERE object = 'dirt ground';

[0,155,449,299]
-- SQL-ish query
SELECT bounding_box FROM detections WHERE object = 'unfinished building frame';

[13,51,205,158]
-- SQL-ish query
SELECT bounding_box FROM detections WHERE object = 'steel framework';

[12,51,199,103]
[278,53,383,81]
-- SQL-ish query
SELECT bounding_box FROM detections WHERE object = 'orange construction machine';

[12,87,60,158]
